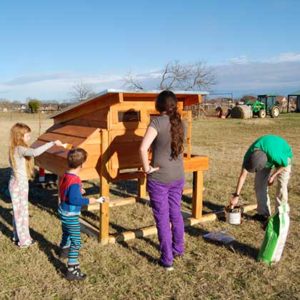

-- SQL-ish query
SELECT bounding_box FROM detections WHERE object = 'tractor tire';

[258,109,266,118]
[270,106,280,118]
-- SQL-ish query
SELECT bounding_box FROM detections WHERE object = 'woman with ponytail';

[139,90,185,270]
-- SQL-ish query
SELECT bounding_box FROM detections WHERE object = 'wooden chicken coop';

[32,89,210,244]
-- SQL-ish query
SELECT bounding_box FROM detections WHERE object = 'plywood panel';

[184,95,203,106]
[183,155,209,172]
[67,119,107,129]
[110,142,142,170]
[49,124,99,138]
[77,108,109,122]
[109,129,145,142]
[79,167,99,180]
[38,132,84,146]
[81,130,101,145]
[35,152,68,176]
[54,94,118,124]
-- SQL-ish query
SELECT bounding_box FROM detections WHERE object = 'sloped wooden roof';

[51,89,209,120]
[31,124,99,159]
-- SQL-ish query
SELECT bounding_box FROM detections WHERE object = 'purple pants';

[147,178,185,266]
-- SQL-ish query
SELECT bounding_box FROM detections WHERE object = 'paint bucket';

[225,205,243,225]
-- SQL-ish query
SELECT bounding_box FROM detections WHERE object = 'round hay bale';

[231,105,253,119]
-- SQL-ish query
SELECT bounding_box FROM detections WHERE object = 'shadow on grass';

[0,206,65,274]
[186,225,259,259]
[182,194,225,214]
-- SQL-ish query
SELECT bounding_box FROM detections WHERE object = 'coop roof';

[32,124,99,159]
[51,89,209,119]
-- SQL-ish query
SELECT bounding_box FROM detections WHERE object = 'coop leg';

[138,176,147,199]
[100,175,110,197]
[99,201,109,245]
[192,171,203,219]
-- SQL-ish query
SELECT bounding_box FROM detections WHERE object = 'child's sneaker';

[66,264,86,281]
[11,236,19,245]
[19,240,37,248]
[59,247,70,259]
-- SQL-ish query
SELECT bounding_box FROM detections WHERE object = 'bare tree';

[124,61,215,91]
[123,72,144,90]
[71,81,94,102]
[159,61,215,90]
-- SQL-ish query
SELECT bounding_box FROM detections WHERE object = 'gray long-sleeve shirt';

[10,142,55,179]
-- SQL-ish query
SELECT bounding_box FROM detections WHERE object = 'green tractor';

[246,95,280,118]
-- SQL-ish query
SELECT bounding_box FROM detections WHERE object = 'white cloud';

[271,52,300,63]
[1,53,300,100]
[229,55,249,65]
[0,72,125,100]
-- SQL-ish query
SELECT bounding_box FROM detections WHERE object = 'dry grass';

[0,112,299,300]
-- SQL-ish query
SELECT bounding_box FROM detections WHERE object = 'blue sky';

[0,0,300,100]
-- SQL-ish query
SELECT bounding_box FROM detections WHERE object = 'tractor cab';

[257,95,280,118]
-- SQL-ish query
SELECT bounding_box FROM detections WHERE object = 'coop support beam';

[186,110,192,158]
[192,171,203,219]
[106,203,258,244]
[100,129,110,197]
[138,176,147,199]
[80,204,258,244]
[99,202,109,245]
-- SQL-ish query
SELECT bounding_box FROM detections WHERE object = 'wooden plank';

[67,118,107,129]
[38,132,84,146]
[111,171,145,181]
[138,176,147,198]
[110,142,143,170]
[109,129,145,141]
[108,225,158,243]
[80,217,99,238]
[48,124,99,138]
[183,188,193,194]
[54,94,118,124]
[183,155,209,172]
[107,203,257,244]
[183,95,203,107]
[99,202,109,245]
[186,111,192,158]
[83,197,137,211]
[35,152,67,176]
[100,129,110,196]
[109,197,137,207]
[192,171,203,219]
[78,167,99,181]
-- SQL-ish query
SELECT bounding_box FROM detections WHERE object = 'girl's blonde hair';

[9,123,34,178]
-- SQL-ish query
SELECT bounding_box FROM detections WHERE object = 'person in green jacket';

[230,135,293,222]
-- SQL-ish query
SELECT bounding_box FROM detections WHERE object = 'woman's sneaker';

[158,261,174,271]
[66,264,86,281]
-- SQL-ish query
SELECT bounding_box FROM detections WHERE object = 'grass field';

[0,113,299,300]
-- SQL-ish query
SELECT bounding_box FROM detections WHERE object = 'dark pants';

[147,178,185,266]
